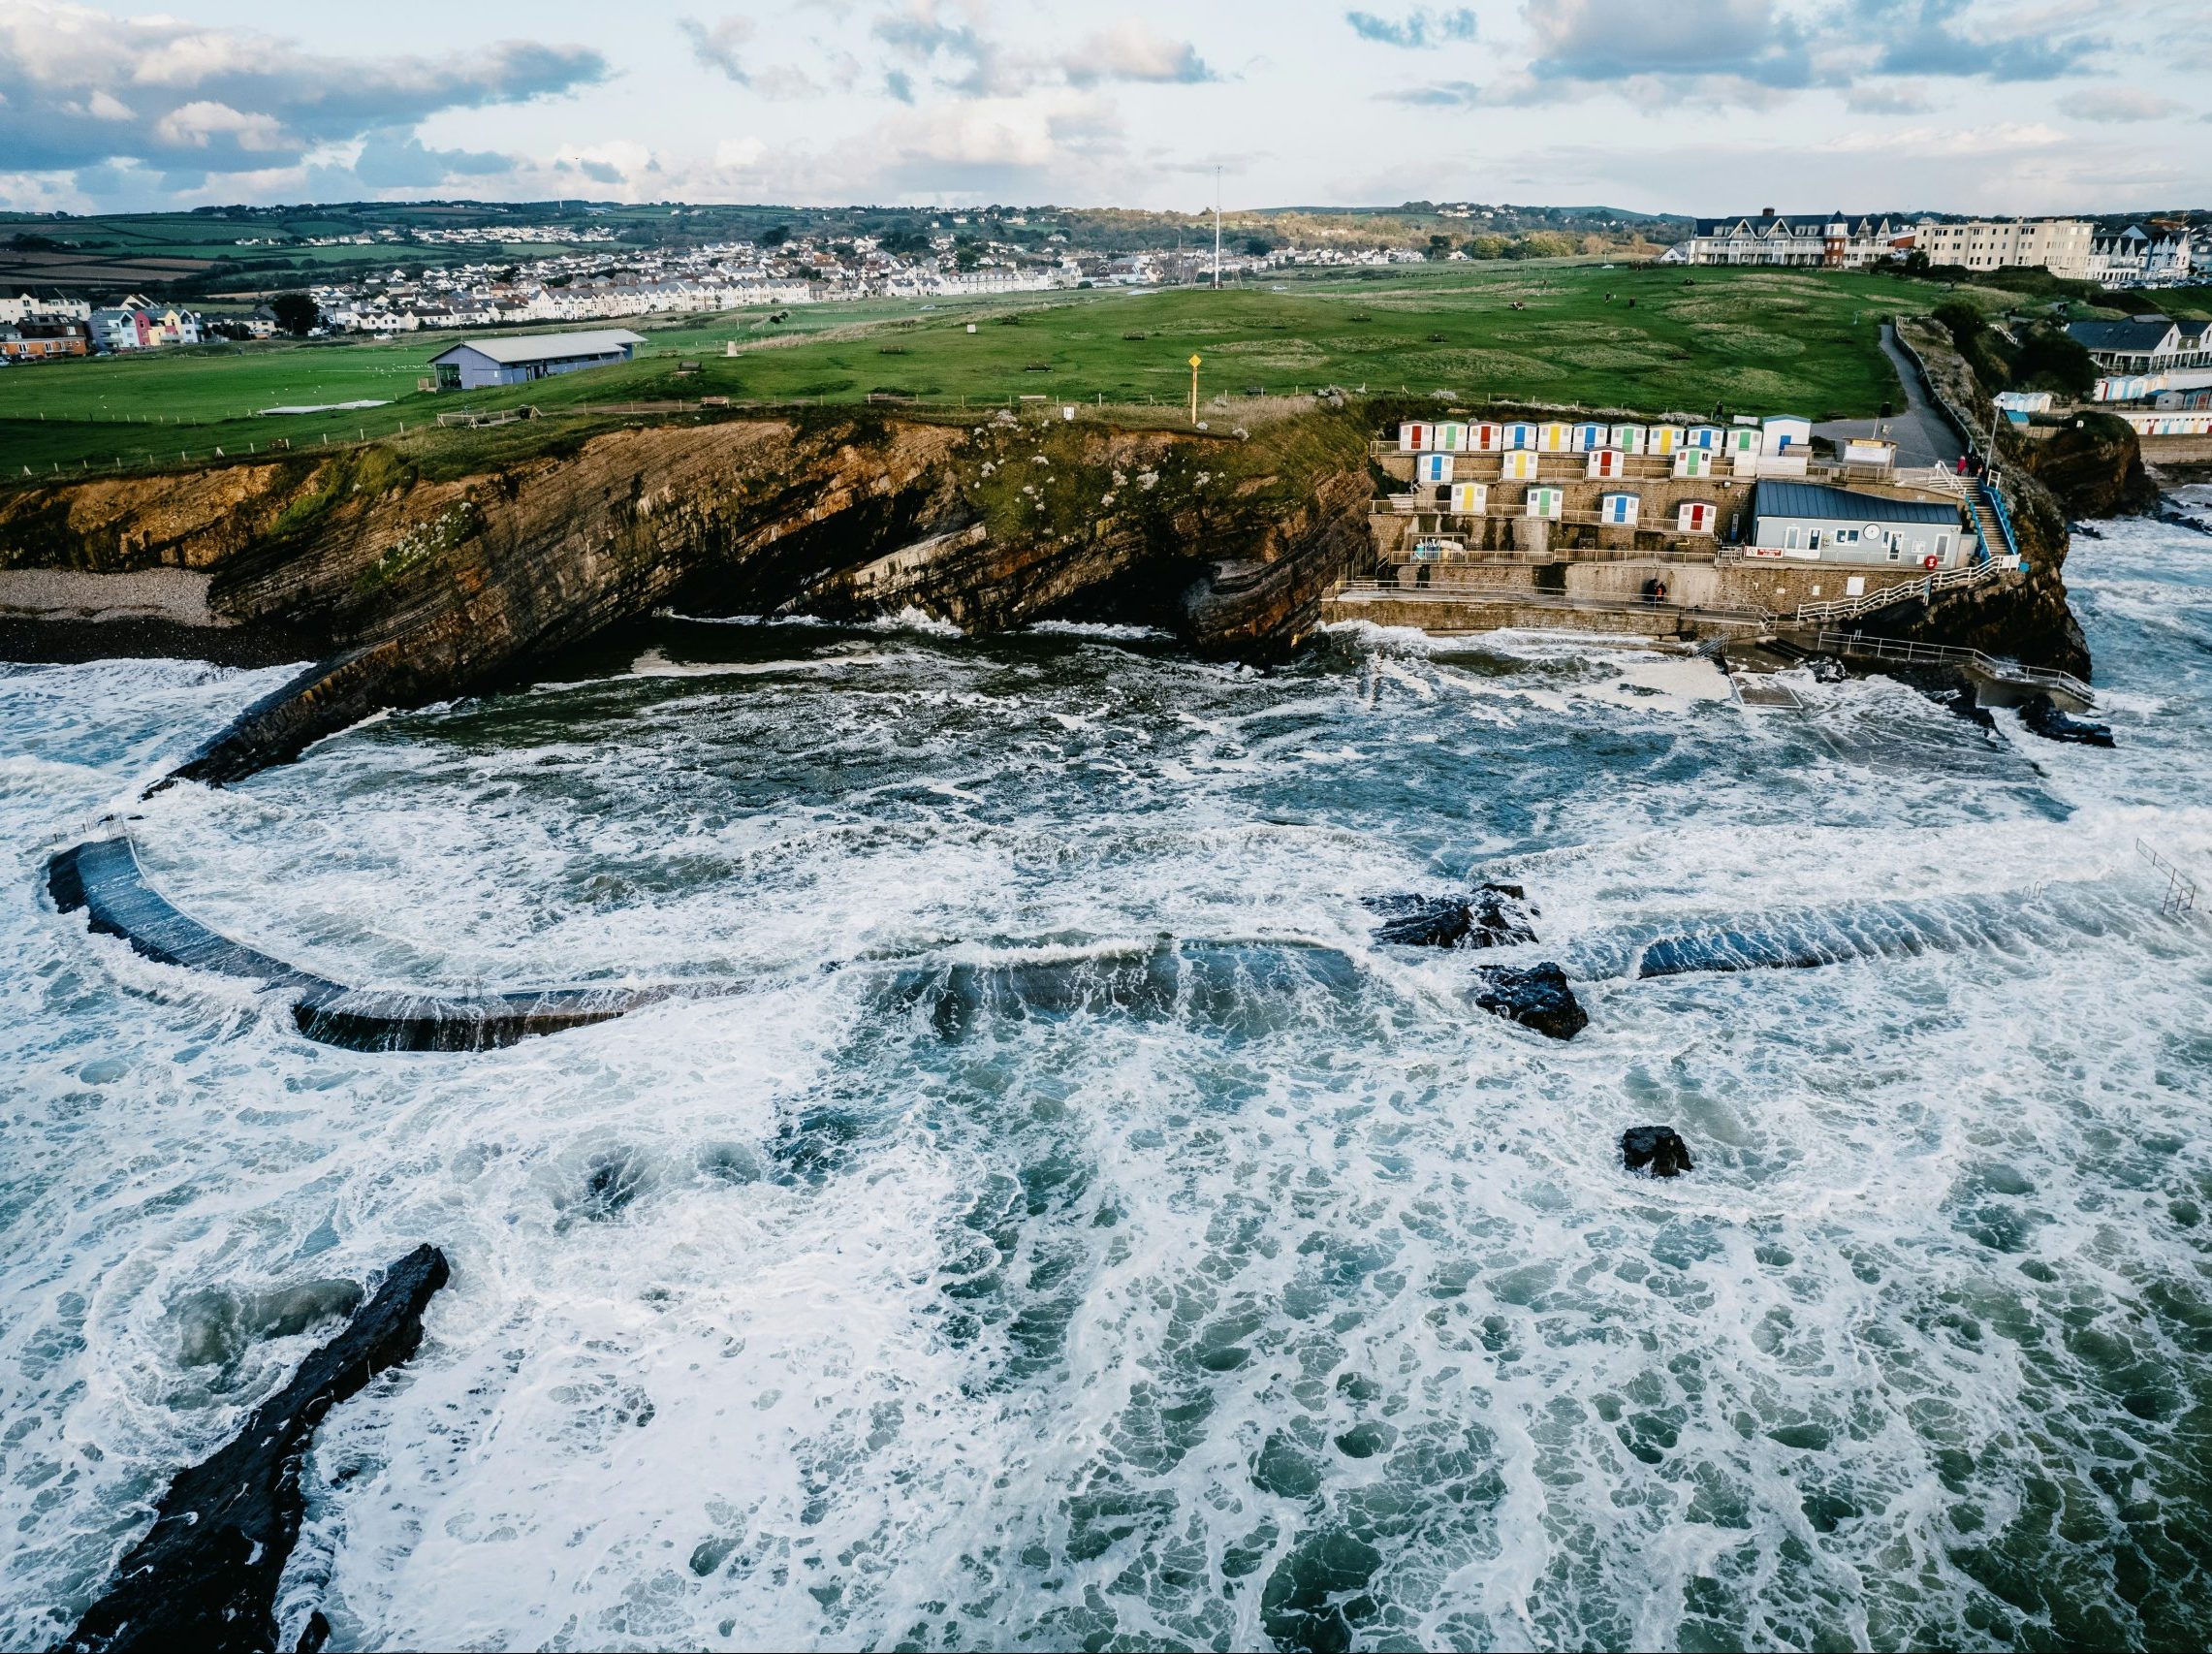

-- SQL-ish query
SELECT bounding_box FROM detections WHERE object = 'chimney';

[1762,207,1776,218]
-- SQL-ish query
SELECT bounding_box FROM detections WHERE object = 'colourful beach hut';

[1611,425,1648,455]
[1435,421,1469,452]
[1527,487,1564,520]
[1503,421,1537,450]
[1648,426,1685,456]
[1399,422,1432,452]
[1687,426,1722,451]
[1537,422,1571,452]
[1501,449,1541,480]
[1572,422,1609,452]
[1600,492,1640,525]
[1760,414,1811,454]
[1678,500,1717,534]
[1416,453,1454,484]
[1587,448,1628,479]
[1723,427,1761,458]
[1673,449,1716,478]
[1470,421,1501,452]
[1448,482,1487,515]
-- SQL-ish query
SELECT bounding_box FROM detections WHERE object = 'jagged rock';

[1367,884,1536,949]
[2024,411,2160,520]
[1622,1126,1693,1177]
[59,1245,452,1654]
[1470,963,1587,1040]
[2018,693,2114,747]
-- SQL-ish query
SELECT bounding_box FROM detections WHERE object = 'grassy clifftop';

[2,264,1966,482]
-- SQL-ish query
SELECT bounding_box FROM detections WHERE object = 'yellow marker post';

[1188,353,1202,426]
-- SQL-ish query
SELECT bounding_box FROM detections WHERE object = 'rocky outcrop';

[4,406,1373,784]
[2018,692,2115,747]
[59,1245,450,1654]
[1622,1126,1693,1177]
[1470,964,1588,1040]
[1367,884,1538,949]
[2024,411,2160,520]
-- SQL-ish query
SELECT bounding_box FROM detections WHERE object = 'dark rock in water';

[1470,963,1587,1040]
[1368,883,1537,949]
[2018,693,2114,747]
[59,1245,451,1654]
[1882,663,1997,733]
[1622,1125,1693,1177]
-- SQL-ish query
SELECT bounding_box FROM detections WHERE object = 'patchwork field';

[1,264,1982,482]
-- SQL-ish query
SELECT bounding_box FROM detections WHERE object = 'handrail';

[1332,581,1777,629]
[1793,557,2008,624]
[2135,838,2198,917]
[1811,628,2092,702]
[1978,479,2021,562]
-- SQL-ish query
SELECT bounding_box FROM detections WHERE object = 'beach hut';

[1470,421,1501,452]
[1723,427,1762,458]
[1537,422,1571,453]
[1527,487,1564,520]
[1503,421,1537,450]
[1416,453,1454,484]
[1448,482,1487,516]
[1600,493,1640,525]
[1611,425,1648,455]
[1678,501,1717,535]
[1586,448,1627,479]
[1673,449,1716,478]
[1760,414,1811,454]
[1501,449,1541,480]
[1687,426,1722,451]
[1648,425,1685,456]
[1435,421,1469,452]
[1571,421,1609,452]
[1398,422,1432,452]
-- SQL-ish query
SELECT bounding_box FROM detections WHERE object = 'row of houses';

[1673,210,2196,288]
[1398,413,1816,458]
[2068,315,2212,404]
[0,290,281,363]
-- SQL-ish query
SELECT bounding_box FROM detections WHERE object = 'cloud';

[0,1,605,175]
[1346,8,1478,48]
[679,15,755,83]
[1060,24,1217,85]
[1520,0,1817,91]
[354,126,516,189]
[2059,86,2181,122]
[885,68,917,102]
[1380,80,1483,105]
[872,0,1003,93]
[1863,0,2101,80]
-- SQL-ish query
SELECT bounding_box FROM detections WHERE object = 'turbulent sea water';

[4,502,2211,1652]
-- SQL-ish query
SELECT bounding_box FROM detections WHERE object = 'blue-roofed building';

[1747,481,1974,568]
[428,329,646,390]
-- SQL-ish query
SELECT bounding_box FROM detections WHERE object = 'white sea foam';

[4,523,2210,1650]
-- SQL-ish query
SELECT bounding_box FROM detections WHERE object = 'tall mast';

[1213,166,1221,290]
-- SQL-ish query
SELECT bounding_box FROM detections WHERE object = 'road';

[1813,323,1967,470]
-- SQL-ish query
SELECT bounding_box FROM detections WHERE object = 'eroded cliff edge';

[2,406,1373,781]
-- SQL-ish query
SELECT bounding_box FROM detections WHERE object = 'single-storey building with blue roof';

[1746,480,1974,568]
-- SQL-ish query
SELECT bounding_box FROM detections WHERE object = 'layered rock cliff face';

[2023,411,2160,521]
[1,407,1373,781]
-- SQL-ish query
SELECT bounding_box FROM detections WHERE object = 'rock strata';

[1470,963,1588,1040]
[58,1245,451,1654]
[1622,1126,1693,1177]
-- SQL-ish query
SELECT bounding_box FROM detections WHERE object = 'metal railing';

[1793,556,2010,624]
[1331,581,1777,629]
[1811,629,2093,703]
[2135,839,2199,917]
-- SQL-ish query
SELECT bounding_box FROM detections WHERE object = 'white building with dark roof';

[427,329,646,390]
[1747,481,1974,568]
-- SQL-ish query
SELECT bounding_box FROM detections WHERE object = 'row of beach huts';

[1398,413,1816,458]
[1407,483,1714,534]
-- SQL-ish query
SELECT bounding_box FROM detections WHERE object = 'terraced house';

[1675,210,1917,269]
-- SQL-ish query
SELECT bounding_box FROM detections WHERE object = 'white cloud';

[2059,86,2182,122]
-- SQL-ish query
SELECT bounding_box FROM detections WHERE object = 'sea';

[2,494,2208,1652]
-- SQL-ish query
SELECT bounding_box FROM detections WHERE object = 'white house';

[1747,480,1970,566]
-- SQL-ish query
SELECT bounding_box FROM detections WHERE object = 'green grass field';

[0,263,2015,483]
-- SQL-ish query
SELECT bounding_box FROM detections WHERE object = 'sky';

[1,0,2207,219]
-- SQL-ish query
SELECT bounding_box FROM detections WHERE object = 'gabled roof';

[427,328,645,366]
[2066,318,2181,353]
[1751,481,1961,525]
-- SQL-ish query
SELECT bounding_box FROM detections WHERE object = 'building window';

[1785,527,1800,550]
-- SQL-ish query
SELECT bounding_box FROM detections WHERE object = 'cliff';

[1887,318,2092,679]
[2,406,1373,782]
[2023,411,2161,521]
